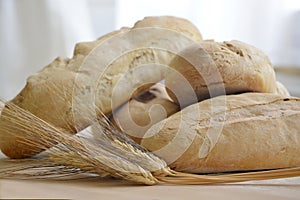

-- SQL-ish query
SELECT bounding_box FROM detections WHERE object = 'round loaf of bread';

[141,93,300,173]
[165,40,277,107]
[0,16,202,158]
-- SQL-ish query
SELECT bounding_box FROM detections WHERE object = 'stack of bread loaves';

[0,16,299,174]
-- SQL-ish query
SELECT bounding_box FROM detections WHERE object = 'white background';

[0,0,300,99]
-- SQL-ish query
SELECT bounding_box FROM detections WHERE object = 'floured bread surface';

[110,83,179,143]
[165,40,277,107]
[141,93,300,173]
[0,16,202,158]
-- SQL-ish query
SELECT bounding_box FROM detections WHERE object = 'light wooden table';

[1,155,300,200]
[1,177,300,200]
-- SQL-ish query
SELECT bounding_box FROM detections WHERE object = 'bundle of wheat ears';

[1,16,300,185]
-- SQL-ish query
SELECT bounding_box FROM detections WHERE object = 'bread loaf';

[111,83,179,143]
[275,81,290,96]
[165,40,277,107]
[0,16,202,158]
[141,93,300,173]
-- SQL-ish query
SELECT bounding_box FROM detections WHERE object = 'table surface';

[1,155,300,200]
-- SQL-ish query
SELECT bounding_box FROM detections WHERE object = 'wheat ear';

[0,100,167,185]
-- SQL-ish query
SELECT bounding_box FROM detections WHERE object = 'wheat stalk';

[1,99,300,185]
[0,157,92,179]
[0,100,163,185]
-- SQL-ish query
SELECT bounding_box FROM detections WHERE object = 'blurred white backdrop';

[116,0,300,66]
[0,0,300,100]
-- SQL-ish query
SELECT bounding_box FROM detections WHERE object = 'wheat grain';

[0,100,161,185]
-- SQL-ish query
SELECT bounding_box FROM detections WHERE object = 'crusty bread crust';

[133,16,202,42]
[165,40,276,107]
[141,93,300,173]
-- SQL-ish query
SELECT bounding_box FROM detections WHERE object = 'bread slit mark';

[198,125,223,159]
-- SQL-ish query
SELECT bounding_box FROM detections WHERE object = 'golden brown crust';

[73,27,130,57]
[133,16,202,42]
[165,40,277,107]
[141,93,300,173]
